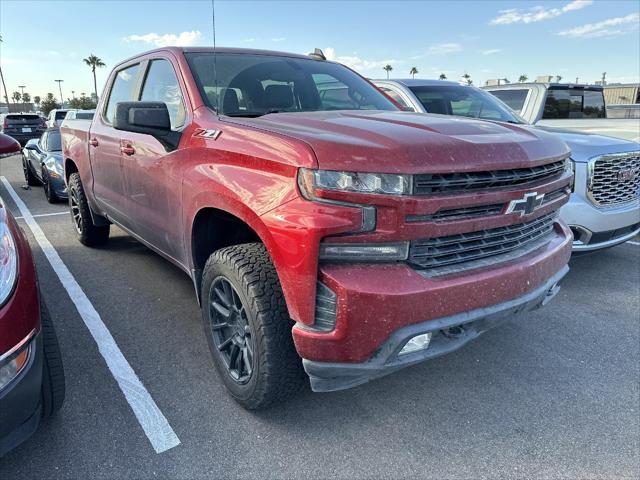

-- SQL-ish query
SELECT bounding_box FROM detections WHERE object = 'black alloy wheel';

[208,277,254,384]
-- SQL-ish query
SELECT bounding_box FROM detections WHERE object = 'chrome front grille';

[409,213,557,276]
[413,159,566,194]
[588,152,640,207]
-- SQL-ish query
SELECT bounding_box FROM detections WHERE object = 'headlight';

[298,168,411,199]
[0,220,18,307]
[319,242,409,262]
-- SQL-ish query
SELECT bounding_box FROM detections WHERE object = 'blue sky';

[1,0,638,102]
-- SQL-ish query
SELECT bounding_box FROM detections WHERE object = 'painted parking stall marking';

[1,176,181,454]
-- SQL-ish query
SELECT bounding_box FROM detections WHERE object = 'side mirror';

[24,143,38,151]
[113,101,180,151]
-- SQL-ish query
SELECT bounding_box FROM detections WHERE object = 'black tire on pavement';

[40,300,65,418]
[22,154,41,186]
[42,168,59,203]
[67,172,110,246]
[201,243,305,409]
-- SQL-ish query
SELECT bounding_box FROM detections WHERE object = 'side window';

[104,64,141,124]
[379,87,412,110]
[39,131,48,149]
[490,89,528,113]
[140,59,186,130]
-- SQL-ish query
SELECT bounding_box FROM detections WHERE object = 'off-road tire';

[68,172,110,246]
[201,243,305,409]
[40,300,65,418]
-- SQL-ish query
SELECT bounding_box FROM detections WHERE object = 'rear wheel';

[22,154,40,186]
[41,168,59,203]
[40,300,65,418]
[68,172,110,246]
[201,243,304,409]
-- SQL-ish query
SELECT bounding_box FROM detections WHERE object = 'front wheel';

[67,172,110,246]
[40,300,65,418]
[22,154,40,186]
[42,168,59,203]
[201,243,304,409]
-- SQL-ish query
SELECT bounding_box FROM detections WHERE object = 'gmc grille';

[409,212,557,276]
[588,153,640,207]
[413,159,566,194]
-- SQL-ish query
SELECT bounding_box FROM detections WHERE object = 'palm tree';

[11,91,21,104]
[34,95,41,107]
[518,74,528,83]
[462,72,472,85]
[83,54,106,100]
[409,67,418,79]
[439,73,447,80]
[383,64,393,79]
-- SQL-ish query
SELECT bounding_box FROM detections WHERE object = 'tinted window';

[408,85,522,123]
[543,88,606,119]
[186,53,397,116]
[76,112,94,120]
[55,111,68,120]
[104,64,141,123]
[140,59,186,129]
[378,86,411,109]
[489,89,529,112]
[46,131,62,151]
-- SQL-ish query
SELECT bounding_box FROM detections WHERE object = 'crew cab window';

[140,59,186,130]
[543,88,606,119]
[104,64,141,124]
[489,89,528,113]
[378,86,412,110]
[186,52,396,116]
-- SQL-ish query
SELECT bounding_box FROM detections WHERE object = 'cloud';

[481,49,502,55]
[242,38,256,43]
[122,30,202,47]
[558,12,640,38]
[271,37,286,42]
[324,47,399,73]
[490,0,592,25]
[426,43,463,55]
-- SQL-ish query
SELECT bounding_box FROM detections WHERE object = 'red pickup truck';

[61,47,573,409]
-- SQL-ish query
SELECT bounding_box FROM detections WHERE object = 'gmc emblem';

[506,192,545,217]
[617,168,638,182]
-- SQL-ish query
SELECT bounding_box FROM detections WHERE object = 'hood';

[226,111,569,173]
[536,126,639,162]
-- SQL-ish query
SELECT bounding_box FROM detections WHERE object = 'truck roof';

[375,79,462,87]
[485,82,604,91]
[115,46,317,69]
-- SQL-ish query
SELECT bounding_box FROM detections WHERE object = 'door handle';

[89,138,99,147]
[120,145,135,156]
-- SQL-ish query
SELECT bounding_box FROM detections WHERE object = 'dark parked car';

[0,113,47,146]
[0,132,66,457]
[22,129,68,203]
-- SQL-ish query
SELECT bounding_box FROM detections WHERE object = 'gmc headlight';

[0,220,18,307]
[298,168,411,198]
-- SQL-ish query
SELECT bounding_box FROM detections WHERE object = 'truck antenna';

[211,0,219,114]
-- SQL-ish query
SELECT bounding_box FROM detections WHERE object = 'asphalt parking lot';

[0,154,638,479]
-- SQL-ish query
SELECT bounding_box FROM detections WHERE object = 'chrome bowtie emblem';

[506,192,545,217]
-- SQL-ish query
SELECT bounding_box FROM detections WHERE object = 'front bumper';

[561,162,640,252]
[0,332,43,457]
[304,266,568,392]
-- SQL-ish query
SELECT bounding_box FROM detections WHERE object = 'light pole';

[18,85,25,111]
[55,79,64,107]
[71,90,75,99]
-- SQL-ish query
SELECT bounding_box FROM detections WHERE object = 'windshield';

[47,131,62,151]
[186,52,398,117]
[543,87,606,119]
[408,85,525,123]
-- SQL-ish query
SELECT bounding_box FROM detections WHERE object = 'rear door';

[89,62,142,224]
[120,57,189,261]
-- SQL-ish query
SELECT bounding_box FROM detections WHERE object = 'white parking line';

[1,177,180,454]
[628,240,640,246]
[15,211,68,219]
